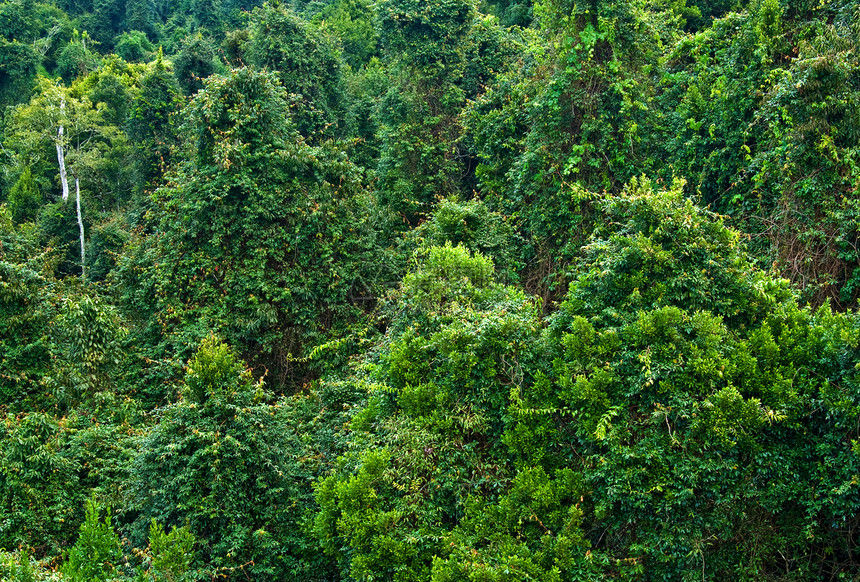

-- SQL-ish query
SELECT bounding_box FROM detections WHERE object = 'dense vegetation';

[1,0,859,579]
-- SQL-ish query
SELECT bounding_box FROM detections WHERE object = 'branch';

[57,95,69,202]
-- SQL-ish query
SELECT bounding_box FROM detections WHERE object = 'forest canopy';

[1,0,859,580]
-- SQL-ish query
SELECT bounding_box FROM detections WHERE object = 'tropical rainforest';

[1,0,860,579]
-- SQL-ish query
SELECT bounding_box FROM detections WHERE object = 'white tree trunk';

[75,176,85,281]
[57,96,69,202]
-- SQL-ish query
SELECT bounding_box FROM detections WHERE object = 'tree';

[247,3,344,137]
[652,1,860,306]
[82,57,136,127]
[136,520,196,582]
[172,34,218,96]
[123,0,157,40]
[0,39,39,109]
[0,0,71,107]
[127,49,182,195]
[118,67,378,393]
[374,0,476,224]
[5,77,127,279]
[55,30,101,81]
[466,0,683,298]
[0,205,56,407]
[0,411,84,554]
[126,336,330,580]
[743,3,860,306]
[60,497,122,582]
[313,244,556,580]
[114,30,154,62]
[512,178,860,578]
[6,168,41,224]
[481,0,533,26]
[687,0,742,26]
[51,294,126,402]
[314,177,860,579]
[190,0,224,33]
[314,0,378,69]
[405,196,525,284]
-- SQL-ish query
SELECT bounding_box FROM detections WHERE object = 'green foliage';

[657,11,765,205]
[0,38,39,108]
[3,1,860,579]
[0,0,71,104]
[118,67,377,392]
[317,178,860,579]
[400,243,494,311]
[0,0,47,41]
[50,293,126,401]
[183,334,250,404]
[564,176,790,326]
[314,246,550,580]
[190,0,225,33]
[340,56,388,168]
[461,13,522,100]
[518,178,860,578]
[314,0,378,69]
[56,31,101,81]
[407,196,524,283]
[0,215,56,406]
[376,0,474,77]
[0,549,60,582]
[115,31,154,63]
[754,0,782,43]
[220,28,249,66]
[127,51,182,193]
[480,0,533,27]
[86,213,130,281]
[124,0,156,42]
[430,466,591,581]
[374,0,476,223]
[59,294,120,369]
[76,0,125,49]
[0,550,36,582]
[7,168,41,224]
[135,520,195,582]
[5,76,131,275]
[127,336,334,580]
[654,2,860,305]
[60,496,122,582]
[744,8,860,305]
[0,412,84,554]
[82,59,136,126]
[172,35,218,95]
[527,0,669,189]
[466,0,681,297]
[685,0,740,27]
[35,201,83,278]
[247,3,344,136]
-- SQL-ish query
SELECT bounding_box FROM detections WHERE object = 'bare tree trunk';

[75,175,85,281]
[57,96,69,202]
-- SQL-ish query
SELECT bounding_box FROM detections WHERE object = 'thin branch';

[57,95,69,202]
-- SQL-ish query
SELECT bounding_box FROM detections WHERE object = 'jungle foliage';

[1,0,859,580]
